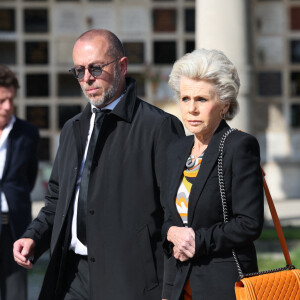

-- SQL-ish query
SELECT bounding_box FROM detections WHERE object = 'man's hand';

[13,238,36,269]
[167,226,195,262]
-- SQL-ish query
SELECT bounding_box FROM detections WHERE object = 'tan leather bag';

[218,129,300,300]
[234,169,300,300]
[235,268,300,299]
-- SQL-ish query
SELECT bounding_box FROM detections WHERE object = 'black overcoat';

[162,121,264,300]
[23,78,185,300]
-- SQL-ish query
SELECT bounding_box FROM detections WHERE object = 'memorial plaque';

[25,41,48,65]
[256,36,284,65]
[24,9,48,33]
[123,42,144,64]
[39,137,50,162]
[290,72,300,96]
[0,42,16,64]
[53,6,82,34]
[120,7,148,34]
[185,8,195,33]
[291,40,300,62]
[291,104,300,127]
[0,9,15,32]
[153,9,176,32]
[55,39,74,65]
[185,40,195,54]
[126,73,145,96]
[87,7,115,32]
[26,74,49,97]
[26,106,49,129]
[255,3,285,34]
[257,71,282,96]
[58,105,82,129]
[291,7,300,30]
[57,73,82,97]
[154,41,176,64]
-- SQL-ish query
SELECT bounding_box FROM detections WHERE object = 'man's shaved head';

[76,29,125,59]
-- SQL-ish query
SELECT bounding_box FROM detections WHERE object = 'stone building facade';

[0,0,299,199]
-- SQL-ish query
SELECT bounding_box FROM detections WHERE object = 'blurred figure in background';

[0,65,39,300]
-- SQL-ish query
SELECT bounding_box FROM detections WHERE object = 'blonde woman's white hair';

[169,48,240,120]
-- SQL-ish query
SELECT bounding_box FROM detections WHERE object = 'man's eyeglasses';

[69,58,119,80]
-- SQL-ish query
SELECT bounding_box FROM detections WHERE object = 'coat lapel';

[72,104,92,166]
[2,118,19,180]
[2,132,13,180]
[188,121,230,226]
[167,136,194,226]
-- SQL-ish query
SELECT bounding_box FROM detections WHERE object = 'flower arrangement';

[143,63,169,93]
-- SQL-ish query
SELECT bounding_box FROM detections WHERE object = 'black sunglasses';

[69,58,119,80]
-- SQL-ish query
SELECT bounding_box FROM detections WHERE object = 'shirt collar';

[5,115,16,131]
[90,93,124,113]
[0,115,16,148]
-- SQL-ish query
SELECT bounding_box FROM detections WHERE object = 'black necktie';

[77,108,109,245]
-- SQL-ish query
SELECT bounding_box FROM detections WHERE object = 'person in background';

[13,29,184,300]
[162,49,264,300]
[0,65,39,300]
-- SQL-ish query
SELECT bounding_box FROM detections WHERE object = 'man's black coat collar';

[72,77,138,165]
[76,77,137,124]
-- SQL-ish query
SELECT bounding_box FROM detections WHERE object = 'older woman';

[162,49,264,300]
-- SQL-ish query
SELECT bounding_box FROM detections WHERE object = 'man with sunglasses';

[13,29,184,300]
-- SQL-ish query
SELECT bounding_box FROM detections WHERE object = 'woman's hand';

[167,226,195,261]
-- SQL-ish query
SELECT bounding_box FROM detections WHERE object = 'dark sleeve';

[21,136,61,261]
[194,134,264,256]
[155,115,183,263]
[161,192,181,300]
[154,116,184,299]
[161,198,180,299]
[28,127,40,192]
[162,254,177,299]
[154,115,184,200]
[161,206,176,257]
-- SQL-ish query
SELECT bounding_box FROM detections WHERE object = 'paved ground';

[264,198,300,226]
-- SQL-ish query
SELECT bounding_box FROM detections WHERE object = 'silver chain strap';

[218,128,295,280]
[218,128,237,223]
[217,128,245,279]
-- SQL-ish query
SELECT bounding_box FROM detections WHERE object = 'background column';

[196,0,251,132]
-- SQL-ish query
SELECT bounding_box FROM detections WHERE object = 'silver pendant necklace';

[186,156,195,168]
[186,145,205,168]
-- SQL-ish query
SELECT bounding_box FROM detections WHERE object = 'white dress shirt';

[70,98,122,255]
[0,115,16,212]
